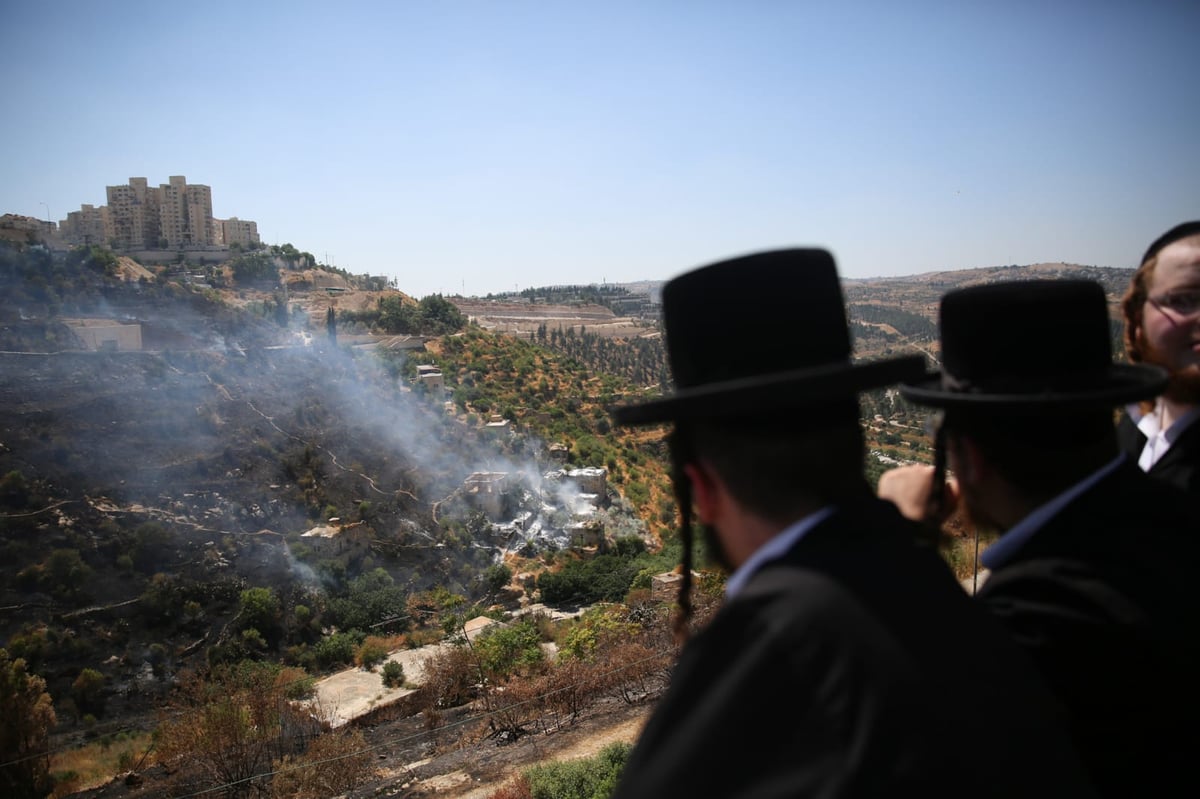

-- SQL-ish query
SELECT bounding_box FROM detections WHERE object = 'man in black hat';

[608,250,1096,798]
[882,278,1200,797]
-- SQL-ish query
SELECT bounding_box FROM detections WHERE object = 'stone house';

[300,520,370,561]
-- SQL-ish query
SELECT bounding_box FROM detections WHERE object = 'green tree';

[0,648,56,798]
[537,554,640,606]
[43,549,91,599]
[414,294,468,335]
[312,632,359,669]
[473,619,545,680]
[558,605,640,661]
[483,563,512,594]
[237,587,283,646]
[376,295,414,333]
[66,244,118,276]
[230,252,278,285]
[325,569,409,634]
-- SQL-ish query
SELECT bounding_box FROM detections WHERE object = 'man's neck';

[1161,395,1199,432]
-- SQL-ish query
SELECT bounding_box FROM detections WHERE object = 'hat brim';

[899,363,1168,409]
[611,354,927,426]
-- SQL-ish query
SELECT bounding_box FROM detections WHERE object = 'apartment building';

[59,175,256,252]
[159,175,213,249]
[220,216,260,247]
[60,204,109,246]
[105,177,160,250]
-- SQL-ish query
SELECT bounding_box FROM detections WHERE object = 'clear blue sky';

[3,0,1197,298]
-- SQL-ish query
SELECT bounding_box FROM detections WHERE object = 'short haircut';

[942,407,1117,499]
[680,400,867,523]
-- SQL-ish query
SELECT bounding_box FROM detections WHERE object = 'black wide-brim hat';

[610,248,927,426]
[901,279,1167,409]
[1141,220,1200,266]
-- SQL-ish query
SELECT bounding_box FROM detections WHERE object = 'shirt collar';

[1132,398,1200,440]
[1133,400,1200,470]
[725,506,835,599]
[980,454,1125,570]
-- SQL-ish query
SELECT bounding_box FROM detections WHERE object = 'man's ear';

[1131,323,1148,362]
[947,432,986,486]
[682,461,720,524]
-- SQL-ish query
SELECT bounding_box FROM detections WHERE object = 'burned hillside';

[0,334,654,727]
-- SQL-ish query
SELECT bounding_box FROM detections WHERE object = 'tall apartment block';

[59,175,259,250]
[159,175,212,249]
[105,177,161,250]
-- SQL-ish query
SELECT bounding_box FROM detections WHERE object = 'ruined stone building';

[485,414,511,436]
[566,467,607,497]
[464,472,513,519]
[416,364,444,397]
[543,467,608,510]
[300,520,370,561]
[566,518,605,551]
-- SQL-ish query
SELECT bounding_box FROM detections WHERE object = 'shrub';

[381,660,405,688]
[355,637,390,670]
[521,741,632,799]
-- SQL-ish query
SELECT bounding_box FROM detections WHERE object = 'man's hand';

[877,464,959,524]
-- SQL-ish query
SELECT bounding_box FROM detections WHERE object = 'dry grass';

[49,731,155,797]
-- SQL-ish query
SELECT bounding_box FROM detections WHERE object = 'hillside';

[843,261,1135,359]
[0,241,1138,798]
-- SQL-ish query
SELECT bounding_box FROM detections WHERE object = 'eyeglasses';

[1148,289,1200,317]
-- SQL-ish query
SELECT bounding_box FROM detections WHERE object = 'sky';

[3,0,1198,299]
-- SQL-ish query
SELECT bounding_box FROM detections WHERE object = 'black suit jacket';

[611,496,1095,799]
[1116,410,1200,495]
[978,460,1200,798]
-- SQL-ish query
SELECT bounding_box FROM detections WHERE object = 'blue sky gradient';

[3,1,1197,297]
